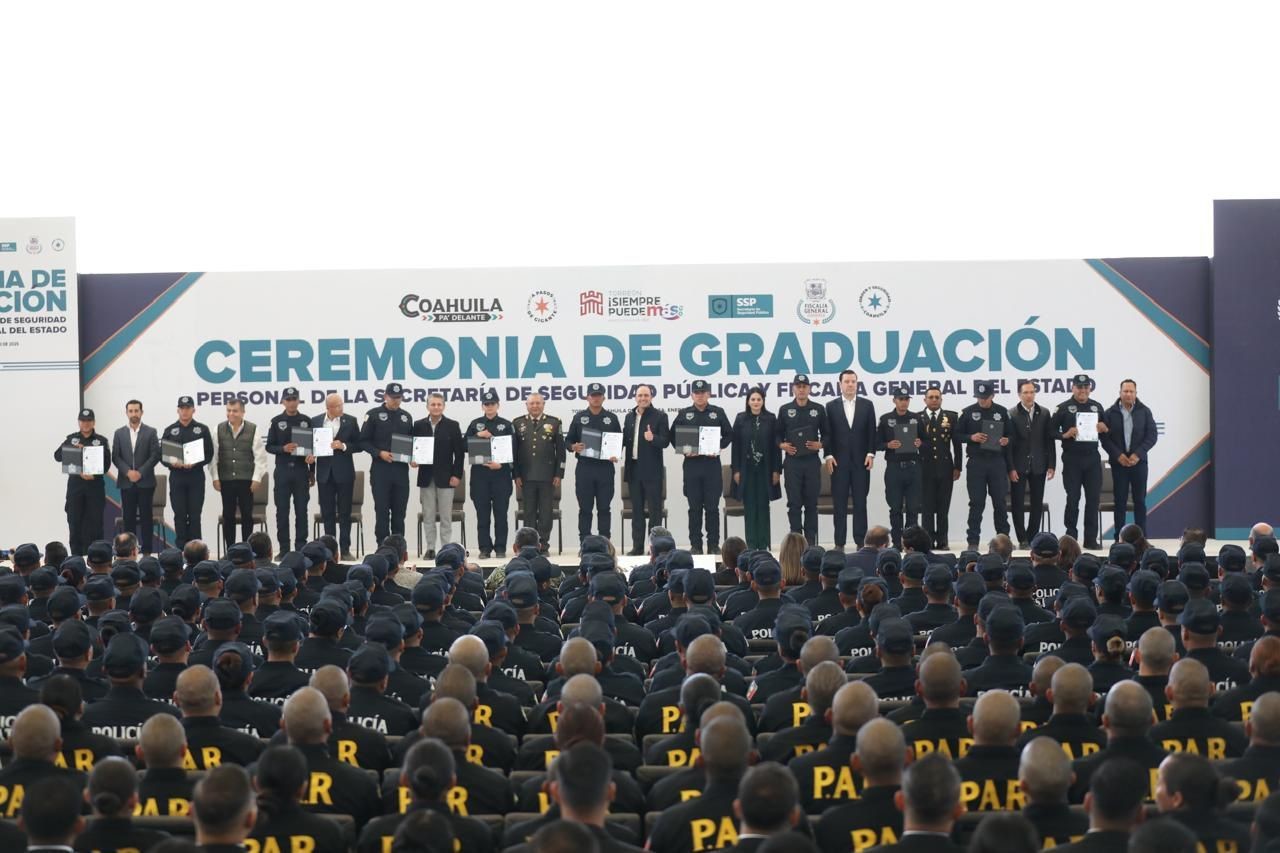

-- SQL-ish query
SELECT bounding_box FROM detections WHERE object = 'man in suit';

[622,383,670,555]
[112,399,162,555]
[308,393,361,560]
[824,369,877,550]
[1102,379,1158,539]
[1009,380,1057,548]
[513,392,565,553]
[413,392,466,558]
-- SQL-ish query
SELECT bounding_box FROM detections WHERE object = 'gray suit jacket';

[112,423,161,489]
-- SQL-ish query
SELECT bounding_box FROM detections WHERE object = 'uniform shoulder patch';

[170,427,180,436]
[379,412,388,421]
[277,421,287,430]
[193,426,203,435]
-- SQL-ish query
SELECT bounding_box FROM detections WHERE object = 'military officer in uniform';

[359,382,414,543]
[265,387,312,554]
[957,381,1012,549]
[675,379,732,554]
[623,384,670,556]
[778,374,828,546]
[513,392,565,553]
[54,409,112,556]
[161,396,215,550]
[1051,374,1109,549]
[566,382,622,541]
[877,391,925,550]
[466,389,515,558]
[1008,380,1057,548]
[919,388,962,550]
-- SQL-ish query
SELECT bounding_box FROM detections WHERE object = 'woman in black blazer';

[731,386,783,550]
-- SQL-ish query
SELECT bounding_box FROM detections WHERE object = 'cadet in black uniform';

[360,382,414,543]
[283,688,383,827]
[249,746,349,853]
[957,380,1013,549]
[144,615,191,701]
[814,717,905,850]
[265,386,312,554]
[160,396,215,549]
[175,665,266,768]
[919,389,963,550]
[465,389,515,558]
[566,382,622,541]
[82,633,181,740]
[962,606,1032,695]
[54,408,111,556]
[777,374,828,547]
[673,379,733,554]
[876,392,924,549]
[346,645,418,736]
[251,610,311,702]
[1051,374,1109,549]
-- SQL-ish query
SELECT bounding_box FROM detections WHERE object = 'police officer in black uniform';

[360,382,414,543]
[919,389,963,550]
[1051,374,1109,549]
[82,633,181,739]
[466,389,515,558]
[54,409,112,556]
[566,382,622,541]
[673,379,732,554]
[265,387,312,554]
[161,396,215,549]
[778,374,828,547]
[958,381,1013,549]
[876,392,924,550]
[346,645,418,736]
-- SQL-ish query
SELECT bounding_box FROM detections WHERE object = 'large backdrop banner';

[63,259,1211,553]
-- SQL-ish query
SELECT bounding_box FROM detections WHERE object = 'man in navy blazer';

[1101,378,1158,538]
[111,399,162,554]
[824,369,878,549]
[308,393,362,559]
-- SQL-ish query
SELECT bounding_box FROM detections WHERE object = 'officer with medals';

[919,388,963,550]
[264,387,312,554]
[466,389,515,558]
[513,392,565,553]
[567,382,622,541]
[675,379,732,554]
[876,391,925,550]
[778,374,828,547]
[359,382,414,543]
[957,381,1013,549]
[161,396,215,549]
[54,408,112,555]
[1051,374,1110,549]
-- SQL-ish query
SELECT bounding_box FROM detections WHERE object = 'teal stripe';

[83,272,204,384]
[1216,528,1257,539]
[1102,437,1212,538]
[1085,259,1210,370]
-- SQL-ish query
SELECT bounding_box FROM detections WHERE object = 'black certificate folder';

[787,424,817,456]
[893,423,918,454]
[468,437,492,465]
[673,426,700,454]
[980,419,1004,452]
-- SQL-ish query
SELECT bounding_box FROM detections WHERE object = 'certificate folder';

[980,419,1004,452]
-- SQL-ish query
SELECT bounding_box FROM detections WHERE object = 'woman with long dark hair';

[730,387,782,550]
[250,746,347,853]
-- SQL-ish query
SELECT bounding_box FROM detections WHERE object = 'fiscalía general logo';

[578,289,682,320]
[399,294,503,322]
[796,279,836,325]
[25,236,41,255]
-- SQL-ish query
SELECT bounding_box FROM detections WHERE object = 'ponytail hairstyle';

[1105,636,1126,658]
[391,808,455,853]
[1160,753,1240,813]
[213,645,251,691]
[254,746,309,822]
[402,737,456,803]
[89,756,138,818]
[858,582,886,615]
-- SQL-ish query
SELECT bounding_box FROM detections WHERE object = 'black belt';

[894,459,918,467]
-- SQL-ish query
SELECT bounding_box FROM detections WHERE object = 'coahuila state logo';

[796,279,836,325]
[860,286,891,318]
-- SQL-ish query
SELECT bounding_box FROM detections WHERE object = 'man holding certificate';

[308,393,361,559]
[360,382,416,545]
[54,408,112,555]
[622,383,670,555]
[957,380,1013,549]
[876,391,925,550]
[778,374,828,546]
[411,392,465,558]
[161,395,215,549]
[673,378,732,554]
[465,389,515,559]
[264,387,313,554]
[1051,373,1110,549]
[567,382,623,542]
[211,398,268,551]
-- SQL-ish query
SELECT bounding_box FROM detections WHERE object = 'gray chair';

[311,470,367,554]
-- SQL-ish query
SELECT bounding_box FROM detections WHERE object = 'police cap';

[504,574,538,610]
[84,575,116,603]
[12,544,41,570]
[227,544,254,567]
[1178,598,1220,635]
[103,632,149,678]
[86,541,113,565]
[1029,532,1060,558]
[1156,580,1189,614]
[52,620,93,659]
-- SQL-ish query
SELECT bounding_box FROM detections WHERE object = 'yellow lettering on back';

[473,705,493,727]
[336,740,358,766]
[305,773,332,806]
[662,705,681,734]
[446,785,469,816]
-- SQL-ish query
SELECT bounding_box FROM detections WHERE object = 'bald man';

[899,651,972,759]
[814,717,906,851]
[1222,690,1280,803]
[1018,737,1089,846]
[1022,654,1066,727]
[1150,658,1247,758]
[296,664,393,773]
[954,690,1024,811]
[279,686,381,826]
[1133,626,1176,722]
[418,696,513,817]
[791,680,880,813]
[517,691,641,774]
[136,714,194,816]
[1069,680,1168,802]
[758,635,840,733]
[174,664,265,768]
[647,701,749,813]
[1215,634,1280,722]
[646,717,755,853]
[636,635,757,739]
[309,393,361,559]
[761,660,845,763]
[1016,662,1105,759]
[449,633,526,736]
[0,705,85,819]
[646,673,723,767]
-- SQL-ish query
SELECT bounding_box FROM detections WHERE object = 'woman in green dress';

[730,387,782,550]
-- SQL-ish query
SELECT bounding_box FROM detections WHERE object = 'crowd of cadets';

[3,522,1280,853]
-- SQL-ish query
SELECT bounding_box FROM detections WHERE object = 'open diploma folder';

[61,444,103,475]
[292,427,313,456]
[162,439,205,465]
[787,424,818,457]
[893,422,918,455]
[468,435,513,465]
[412,436,435,465]
[980,418,1004,452]
[310,427,333,457]
[1074,412,1099,443]
[580,428,622,460]
[389,433,413,464]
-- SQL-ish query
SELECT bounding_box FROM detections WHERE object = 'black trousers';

[1062,455,1102,543]
[274,466,310,553]
[371,463,410,543]
[1010,470,1047,543]
[170,474,206,549]
[521,480,555,547]
[120,486,156,553]
[784,457,821,545]
[66,482,105,556]
[831,461,870,548]
[885,460,922,547]
[965,453,1009,545]
[575,462,615,539]
[220,480,254,549]
[920,466,954,548]
[472,471,513,553]
[684,459,722,549]
[1111,461,1148,537]
[317,477,354,551]
[630,474,664,550]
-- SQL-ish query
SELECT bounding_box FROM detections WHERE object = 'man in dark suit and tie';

[1008,380,1056,548]
[919,389,963,550]
[622,383,670,555]
[824,369,877,550]
[308,393,361,560]
[112,399,162,555]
